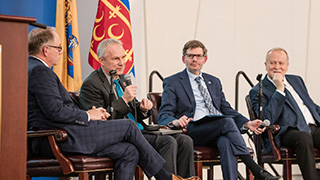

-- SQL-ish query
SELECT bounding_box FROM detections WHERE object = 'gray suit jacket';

[79,68,149,122]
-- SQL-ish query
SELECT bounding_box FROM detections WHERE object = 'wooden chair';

[27,92,143,180]
[148,92,253,180]
[27,129,114,180]
[245,95,320,180]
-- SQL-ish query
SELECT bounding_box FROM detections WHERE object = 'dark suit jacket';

[79,68,149,122]
[28,57,165,178]
[28,56,98,154]
[249,74,320,151]
[157,69,248,129]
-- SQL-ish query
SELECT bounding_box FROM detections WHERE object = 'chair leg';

[208,165,214,180]
[283,160,292,180]
[79,172,89,180]
[194,161,203,179]
[95,173,107,180]
[107,172,113,180]
[135,166,144,180]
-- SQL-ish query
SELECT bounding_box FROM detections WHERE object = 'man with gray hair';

[79,38,196,178]
[250,47,320,179]
[28,28,198,180]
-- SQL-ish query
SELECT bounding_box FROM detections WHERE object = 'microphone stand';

[109,70,117,119]
[256,73,263,166]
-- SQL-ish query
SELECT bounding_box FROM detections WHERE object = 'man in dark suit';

[249,47,320,180]
[28,27,198,180]
[158,40,281,180]
[79,38,195,178]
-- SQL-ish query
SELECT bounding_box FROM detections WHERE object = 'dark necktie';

[285,88,311,133]
[195,76,222,115]
[114,79,143,130]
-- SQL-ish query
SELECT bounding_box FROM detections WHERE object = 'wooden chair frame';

[148,92,253,180]
[27,92,143,180]
[245,95,320,180]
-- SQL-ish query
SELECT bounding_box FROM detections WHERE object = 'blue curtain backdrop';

[0,1,58,179]
[0,0,56,32]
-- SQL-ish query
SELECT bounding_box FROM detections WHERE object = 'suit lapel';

[97,68,112,94]
[286,76,306,102]
[179,69,196,110]
[263,75,277,95]
[286,75,320,123]
[264,75,296,112]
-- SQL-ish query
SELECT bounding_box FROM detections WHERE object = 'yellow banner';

[54,0,82,91]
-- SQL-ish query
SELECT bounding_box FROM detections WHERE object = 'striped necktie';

[114,79,144,130]
[195,76,222,115]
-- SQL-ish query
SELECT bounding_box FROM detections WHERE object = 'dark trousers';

[144,133,195,178]
[187,117,250,180]
[281,125,320,180]
[82,120,165,180]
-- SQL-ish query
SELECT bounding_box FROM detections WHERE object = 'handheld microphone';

[256,74,262,81]
[259,119,270,128]
[123,74,132,87]
[109,70,117,76]
[123,74,139,125]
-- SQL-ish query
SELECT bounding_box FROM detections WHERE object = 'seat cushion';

[68,155,114,171]
[194,146,220,161]
[27,155,114,177]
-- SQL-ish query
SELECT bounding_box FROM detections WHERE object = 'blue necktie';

[195,76,222,115]
[285,88,311,133]
[114,79,144,130]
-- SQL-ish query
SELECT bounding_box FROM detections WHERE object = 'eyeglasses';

[185,53,204,59]
[46,45,63,52]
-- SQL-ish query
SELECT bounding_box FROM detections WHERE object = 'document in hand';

[190,115,235,124]
[141,128,183,135]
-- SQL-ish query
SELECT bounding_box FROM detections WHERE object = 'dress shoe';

[254,170,282,180]
[172,174,201,180]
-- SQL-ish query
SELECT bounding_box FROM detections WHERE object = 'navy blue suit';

[249,74,320,150]
[28,56,165,180]
[249,74,320,179]
[158,69,251,180]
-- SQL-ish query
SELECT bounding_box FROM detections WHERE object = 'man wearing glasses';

[79,38,196,178]
[27,27,199,180]
[157,40,281,180]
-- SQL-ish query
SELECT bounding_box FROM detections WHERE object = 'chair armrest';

[27,129,74,175]
[27,129,68,141]
[267,124,281,161]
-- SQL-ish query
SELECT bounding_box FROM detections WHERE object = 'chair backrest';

[147,92,162,124]
[245,95,257,120]
[245,95,266,165]
[245,95,282,162]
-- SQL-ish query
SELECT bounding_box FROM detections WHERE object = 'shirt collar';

[30,55,49,67]
[186,69,203,81]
